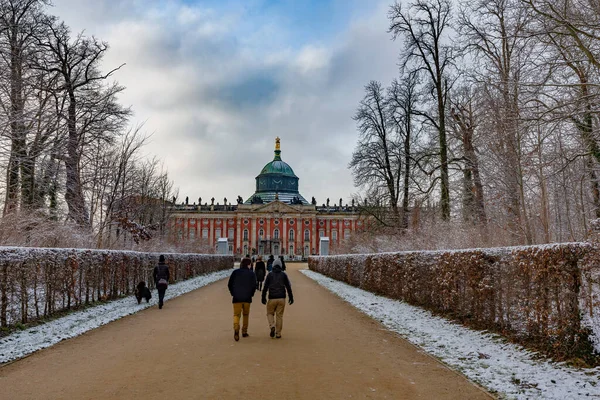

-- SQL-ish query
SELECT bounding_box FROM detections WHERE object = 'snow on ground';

[0,268,232,364]
[301,269,600,400]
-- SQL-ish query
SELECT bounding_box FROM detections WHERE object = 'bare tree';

[448,85,487,225]
[522,0,600,70]
[458,0,535,244]
[34,21,128,227]
[350,81,402,227]
[387,72,420,229]
[389,0,455,220]
[0,0,53,215]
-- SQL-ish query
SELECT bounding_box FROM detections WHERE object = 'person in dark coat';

[261,258,293,339]
[279,255,287,271]
[266,255,274,272]
[153,254,170,309]
[245,254,254,271]
[228,257,257,341]
[254,255,266,291]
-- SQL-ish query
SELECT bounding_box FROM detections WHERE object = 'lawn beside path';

[0,263,491,400]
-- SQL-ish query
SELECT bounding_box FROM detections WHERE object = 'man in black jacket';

[261,258,293,339]
[228,257,257,341]
[153,255,170,309]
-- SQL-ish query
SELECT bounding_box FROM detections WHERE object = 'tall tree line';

[351,0,600,246]
[0,0,175,248]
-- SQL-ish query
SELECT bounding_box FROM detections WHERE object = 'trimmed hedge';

[0,247,233,328]
[309,243,600,363]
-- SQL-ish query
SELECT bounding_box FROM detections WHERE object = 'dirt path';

[1,264,493,399]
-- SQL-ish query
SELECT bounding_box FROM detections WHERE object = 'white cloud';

[51,0,399,204]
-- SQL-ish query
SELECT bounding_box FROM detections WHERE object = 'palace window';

[243,229,249,241]
[319,229,325,238]
[289,245,294,255]
[228,228,234,239]
[304,245,309,256]
[344,230,351,239]
[259,229,264,239]
[273,244,280,255]
[289,229,294,241]
[243,244,248,255]
[215,228,221,239]
[304,229,310,241]
[202,228,208,239]
[273,228,280,239]
[332,230,337,241]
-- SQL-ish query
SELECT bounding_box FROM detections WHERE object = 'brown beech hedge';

[309,243,600,363]
[0,247,233,328]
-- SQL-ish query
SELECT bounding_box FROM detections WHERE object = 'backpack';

[157,265,169,287]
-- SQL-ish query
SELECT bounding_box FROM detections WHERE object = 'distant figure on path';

[228,257,257,341]
[153,255,170,309]
[262,258,294,339]
[255,255,266,291]
[266,255,274,273]
[244,254,253,271]
[279,255,287,271]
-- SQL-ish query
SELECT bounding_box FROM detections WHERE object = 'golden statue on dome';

[275,136,280,150]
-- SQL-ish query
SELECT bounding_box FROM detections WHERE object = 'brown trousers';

[266,298,286,334]
[233,302,251,334]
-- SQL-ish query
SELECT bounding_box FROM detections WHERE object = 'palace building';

[169,138,363,258]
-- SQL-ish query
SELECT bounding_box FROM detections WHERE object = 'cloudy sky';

[52,0,399,206]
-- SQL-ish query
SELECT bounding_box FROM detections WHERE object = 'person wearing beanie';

[261,258,294,339]
[254,255,266,291]
[266,254,274,272]
[278,255,287,271]
[153,254,170,309]
[228,256,257,341]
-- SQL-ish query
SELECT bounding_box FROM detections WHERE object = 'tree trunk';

[437,79,450,220]
[4,23,26,215]
[64,90,90,226]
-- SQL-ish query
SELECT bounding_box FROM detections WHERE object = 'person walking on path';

[228,257,257,341]
[153,255,170,309]
[278,255,287,271]
[254,255,266,291]
[261,258,293,339]
[266,254,274,273]
[244,254,254,271]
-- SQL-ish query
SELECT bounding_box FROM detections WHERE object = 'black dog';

[135,281,152,304]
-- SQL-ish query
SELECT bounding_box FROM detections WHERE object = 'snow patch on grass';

[302,269,600,400]
[0,269,232,364]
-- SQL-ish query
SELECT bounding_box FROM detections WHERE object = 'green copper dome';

[259,159,297,177]
[244,137,309,205]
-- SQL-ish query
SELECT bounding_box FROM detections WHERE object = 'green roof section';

[259,137,297,177]
[245,137,309,205]
[260,160,297,177]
